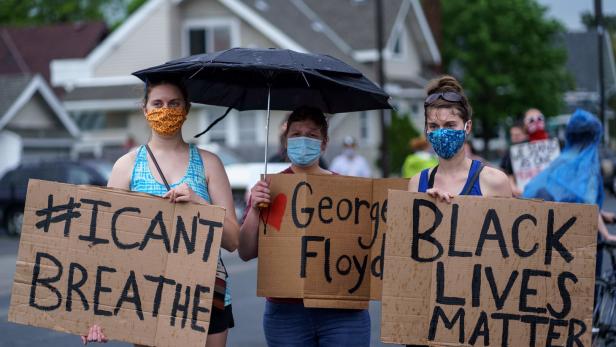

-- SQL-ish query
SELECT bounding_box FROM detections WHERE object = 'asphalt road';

[2,196,616,347]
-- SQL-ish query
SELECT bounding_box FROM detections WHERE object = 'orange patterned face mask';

[145,107,187,136]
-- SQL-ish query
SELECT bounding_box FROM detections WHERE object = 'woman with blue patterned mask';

[408,75,512,202]
[239,107,371,347]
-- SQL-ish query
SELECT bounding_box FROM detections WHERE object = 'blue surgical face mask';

[427,124,467,159]
[287,136,322,167]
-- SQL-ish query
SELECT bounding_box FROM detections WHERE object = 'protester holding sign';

[82,79,240,346]
[239,106,371,347]
[408,75,512,200]
[523,109,616,276]
[499,122,528,196]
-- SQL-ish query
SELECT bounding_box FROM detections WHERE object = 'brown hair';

[424,75,472,123]
[409,136,429,151]
[284,106,328,140]
[143,79,190,110]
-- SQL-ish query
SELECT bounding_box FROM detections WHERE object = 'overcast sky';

[537,0,616,31]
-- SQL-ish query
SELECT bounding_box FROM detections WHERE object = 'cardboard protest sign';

[381,190,596,346]
[369,178,409,299]
[256,174,407,309]
[511,138,560,190]
[8,180,225,347]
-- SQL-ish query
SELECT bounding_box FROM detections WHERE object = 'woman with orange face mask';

[81,80,240,347]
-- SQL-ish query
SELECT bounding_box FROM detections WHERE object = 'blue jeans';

[263,301,370,347]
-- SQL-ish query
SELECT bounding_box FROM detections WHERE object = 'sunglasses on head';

[527,114,544,123]
[424,92,464,107]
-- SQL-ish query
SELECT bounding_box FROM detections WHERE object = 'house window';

[238,111,258,144]
[206,112,229,144]
[390,27,407,59]
[360,111,369,141]
[184,19,238,55]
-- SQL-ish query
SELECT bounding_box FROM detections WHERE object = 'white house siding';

[94,1,176,77]
[384,26,422,81]
[9,94,63,131]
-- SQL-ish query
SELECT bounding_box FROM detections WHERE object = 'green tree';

[385,111,420,176]
[441,0,571,151]
[0,0,145,28]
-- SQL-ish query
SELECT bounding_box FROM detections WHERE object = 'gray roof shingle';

[0,74,33,114]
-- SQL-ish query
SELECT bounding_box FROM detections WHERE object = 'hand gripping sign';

[256,174,408,309]
[8,180,225,347]
[382,191,596,346]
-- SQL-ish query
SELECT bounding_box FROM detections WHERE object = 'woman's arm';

[479,166,513,198]
[408,173,420,192]
[106,151,136,189]
[239,180,270,261]
[200,150,240,252]
[599,213,616,241]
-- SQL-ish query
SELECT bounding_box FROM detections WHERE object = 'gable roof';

[0,74,80,137]
[231,0,439,64]
[564,31,616,93]
[0,22,107,84]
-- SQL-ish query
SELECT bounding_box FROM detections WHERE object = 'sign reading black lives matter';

[381,191,596,346]
[8,180,225,347]
[510,138,560,190]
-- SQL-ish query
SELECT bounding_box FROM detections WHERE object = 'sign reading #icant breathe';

[8,180,225,347]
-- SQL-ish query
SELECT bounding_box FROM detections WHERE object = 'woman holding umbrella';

[81,79,239,346]
[239,106,371,347]
[408,75,512,200]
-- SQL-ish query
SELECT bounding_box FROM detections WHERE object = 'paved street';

[2,195,616,347]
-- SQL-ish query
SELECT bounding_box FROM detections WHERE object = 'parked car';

[0,160,111,236]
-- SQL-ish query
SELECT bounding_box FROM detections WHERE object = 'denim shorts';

[263,301,370,347]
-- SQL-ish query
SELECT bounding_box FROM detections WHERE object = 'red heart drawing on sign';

[261,193,287,231]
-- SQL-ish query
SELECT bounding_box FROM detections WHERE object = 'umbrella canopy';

[132,47,392,114]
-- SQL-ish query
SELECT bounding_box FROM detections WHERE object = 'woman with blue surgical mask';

[408,75,512,201]
[238,106,371,347]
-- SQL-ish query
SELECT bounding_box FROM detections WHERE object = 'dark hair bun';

[426,75,464,95]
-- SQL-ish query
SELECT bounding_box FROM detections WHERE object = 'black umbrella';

[132,47,392,176]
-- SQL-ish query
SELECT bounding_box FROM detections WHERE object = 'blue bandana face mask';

[287,136,322,167]
[427,125,467,159]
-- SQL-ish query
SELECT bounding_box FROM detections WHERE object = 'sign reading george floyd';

[381,191,596,346]
[8,180,225,347]
[510,138,560,190]
[256,174,407,309]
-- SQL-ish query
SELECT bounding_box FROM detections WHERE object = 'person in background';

[524,108,549,142]
[408,75,512,202]
[522,109,616,283]
[239,107,370,347]
[329,136,372,177]
[401,137,438,178]
[499,121,528,196]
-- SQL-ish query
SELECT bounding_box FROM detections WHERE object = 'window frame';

[182,18,240,56]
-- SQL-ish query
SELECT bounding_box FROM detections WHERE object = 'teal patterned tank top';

[129,144,231,306]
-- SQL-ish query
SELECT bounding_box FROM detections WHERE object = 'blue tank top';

[418,159,483,196]
[129,144,231,306]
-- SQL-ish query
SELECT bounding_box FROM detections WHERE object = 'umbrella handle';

[258,85,271,211]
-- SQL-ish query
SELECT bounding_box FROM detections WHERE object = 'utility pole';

[375,0,389,176]
[596,0,607,144]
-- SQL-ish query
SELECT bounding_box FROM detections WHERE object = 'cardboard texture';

[382,191,597,346]
[256,174,407,309]
[8,180,225,347]
[510,138,560,190]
